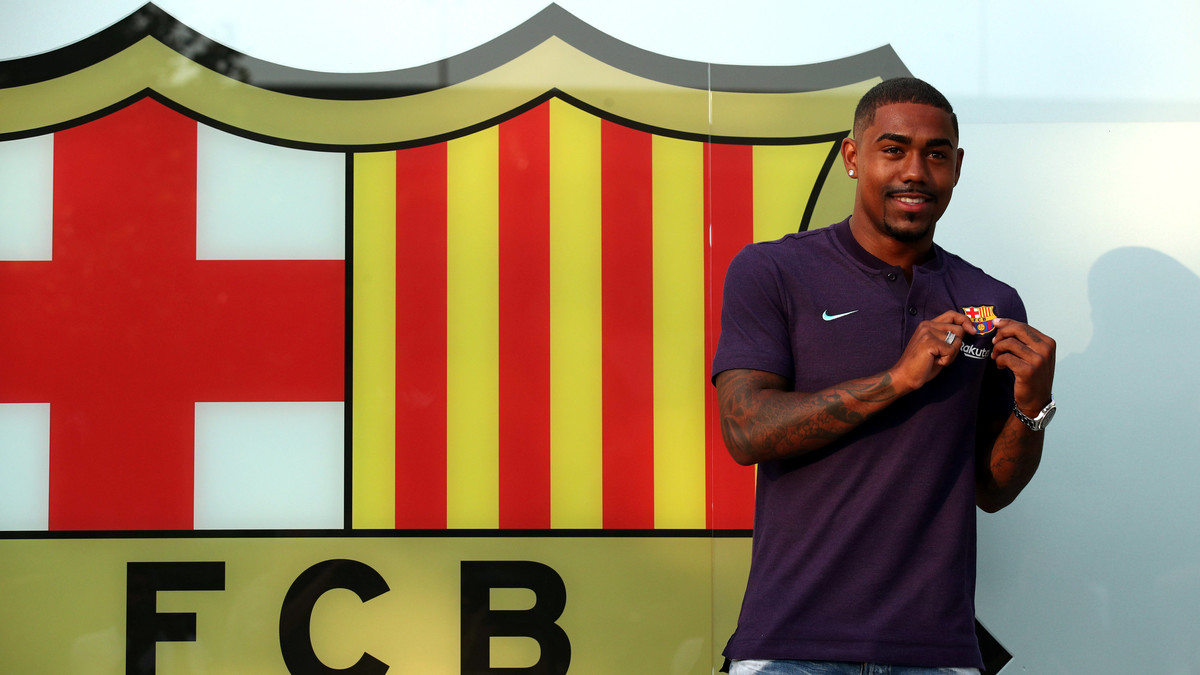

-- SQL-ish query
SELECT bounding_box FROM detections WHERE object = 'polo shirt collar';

[830,217,945,274]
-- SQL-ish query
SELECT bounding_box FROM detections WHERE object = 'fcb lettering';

[125,558,570,675]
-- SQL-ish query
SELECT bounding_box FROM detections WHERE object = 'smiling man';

[713,78,1056,674]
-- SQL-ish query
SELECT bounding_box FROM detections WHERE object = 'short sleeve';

[711,243,796,383]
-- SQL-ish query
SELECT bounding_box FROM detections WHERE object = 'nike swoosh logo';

[822,309,859,321]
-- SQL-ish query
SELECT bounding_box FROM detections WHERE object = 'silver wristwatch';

[1013,399,1056,431]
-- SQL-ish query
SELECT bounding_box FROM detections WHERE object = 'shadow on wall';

[997,246,1200,674]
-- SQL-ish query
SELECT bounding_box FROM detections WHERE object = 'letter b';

[460,561,571,674]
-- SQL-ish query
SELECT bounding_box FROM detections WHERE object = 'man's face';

[843,102,963,245]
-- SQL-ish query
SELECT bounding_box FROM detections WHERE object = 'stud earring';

[848,170,855,177]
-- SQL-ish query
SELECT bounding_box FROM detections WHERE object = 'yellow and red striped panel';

[353,98,838,530]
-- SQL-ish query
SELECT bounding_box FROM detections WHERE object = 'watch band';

[1013,399,1056,431]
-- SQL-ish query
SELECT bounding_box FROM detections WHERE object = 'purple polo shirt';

[713,218,1023,668]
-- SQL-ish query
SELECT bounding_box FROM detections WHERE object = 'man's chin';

[882,218,934,243]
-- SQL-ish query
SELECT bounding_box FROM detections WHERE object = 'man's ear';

[954,147,964,186]
[841,136,858,177]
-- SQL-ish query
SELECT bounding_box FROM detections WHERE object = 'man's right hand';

[888,310,978,395]
[716,310,979,466]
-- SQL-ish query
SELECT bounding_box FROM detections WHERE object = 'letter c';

[279,559,390,675]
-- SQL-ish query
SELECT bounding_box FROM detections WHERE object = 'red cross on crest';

[0,99,344,530]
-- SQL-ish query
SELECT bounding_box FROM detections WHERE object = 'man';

[713,77,1056,674]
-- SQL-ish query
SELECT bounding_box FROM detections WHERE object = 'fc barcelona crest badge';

[0,2,911,532]
[962,305,998,334]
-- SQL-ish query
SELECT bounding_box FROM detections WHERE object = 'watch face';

[1040,404,1056,429]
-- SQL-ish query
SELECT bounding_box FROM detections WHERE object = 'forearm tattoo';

[982,417,1043,501]
[718,370,901,464]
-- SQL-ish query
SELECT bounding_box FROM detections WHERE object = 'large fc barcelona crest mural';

[0,4,909,672]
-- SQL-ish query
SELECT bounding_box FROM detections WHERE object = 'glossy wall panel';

[5,2,1199,673]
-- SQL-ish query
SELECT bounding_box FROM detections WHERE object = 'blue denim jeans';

[728,660,980,675]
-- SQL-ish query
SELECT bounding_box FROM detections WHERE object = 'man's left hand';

[991,318,1056,415]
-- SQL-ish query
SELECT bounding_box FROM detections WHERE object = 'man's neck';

[847,215,935,282]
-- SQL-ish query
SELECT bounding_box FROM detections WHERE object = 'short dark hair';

[853,77,958,139]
